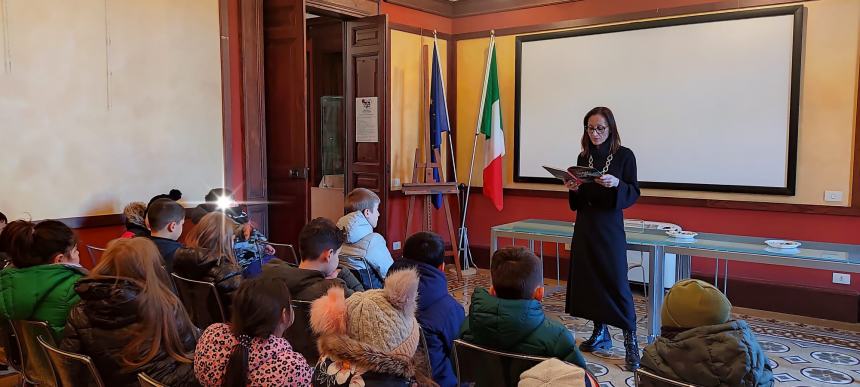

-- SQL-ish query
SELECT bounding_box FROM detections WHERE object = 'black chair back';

[37,335,105,387]
[9,320,57,387]
[138,372,169,387]
[283,299,318,364]
[635,368,699,387]
[170,273,227,328]
[268,242,299,265]
[85,245,105,267]
[453,339,566,387]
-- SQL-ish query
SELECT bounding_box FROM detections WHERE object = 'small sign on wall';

[355,97,378,143]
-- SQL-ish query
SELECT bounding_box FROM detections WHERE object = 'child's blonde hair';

[344,188,380,213]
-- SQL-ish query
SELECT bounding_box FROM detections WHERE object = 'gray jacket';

[641,320,773,387]
[336,211,393,277]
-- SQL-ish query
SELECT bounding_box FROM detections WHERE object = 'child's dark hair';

[298,218,345,261]
[223,277,293,386]
[0,220,77,268]
[490,246,543,300]
[0,211,6,223]
[205,188,232,203]
[146,198,185,230]
[344,188,380,213]
[404,232,445,267]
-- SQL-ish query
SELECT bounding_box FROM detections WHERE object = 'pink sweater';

[194,323,312,386]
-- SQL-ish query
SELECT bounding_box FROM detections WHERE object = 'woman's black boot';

[623,329,641,370]
[579,323,612,352]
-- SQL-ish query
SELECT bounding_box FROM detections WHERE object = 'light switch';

[824,191,843,202]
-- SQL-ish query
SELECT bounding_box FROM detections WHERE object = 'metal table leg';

[647,245,665,344]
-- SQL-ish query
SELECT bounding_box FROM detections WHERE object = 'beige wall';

[390,30,450,190]
[0,0,224,220]
[455,0,860,206]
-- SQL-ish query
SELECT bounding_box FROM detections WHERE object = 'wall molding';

[384,0,580,18]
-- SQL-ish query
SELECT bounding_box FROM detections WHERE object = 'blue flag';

[429,40,450,209]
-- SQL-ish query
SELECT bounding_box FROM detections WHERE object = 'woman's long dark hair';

[223,277,293,386]
[0,220,77,268]
[580,106,622,158]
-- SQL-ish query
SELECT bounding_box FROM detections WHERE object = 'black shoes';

[623,329,641,370]
[579,323,612,352]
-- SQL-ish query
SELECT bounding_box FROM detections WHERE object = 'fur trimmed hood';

[317,333,416,379]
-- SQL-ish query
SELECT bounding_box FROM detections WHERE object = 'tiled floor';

[448,269,860,386]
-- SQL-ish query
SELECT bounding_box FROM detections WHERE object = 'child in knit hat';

[310,268,435,387]
[120,202,149,238]
[641,279,773,386]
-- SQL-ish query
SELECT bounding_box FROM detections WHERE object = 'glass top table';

[490,218,860,342]
[491,219,860,273]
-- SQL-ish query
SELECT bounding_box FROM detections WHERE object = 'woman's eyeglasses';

[585,125,608,133]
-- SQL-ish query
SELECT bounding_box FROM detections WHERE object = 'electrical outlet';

[392,178,401,188]
[832,272,851,285]
[392,241,402,250]
[824,191,843,202]
[564,243,571,250]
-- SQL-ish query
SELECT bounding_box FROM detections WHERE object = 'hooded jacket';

[0,263,86,340]
[459,288,586,368]
[173,247,242,309]
[641,320,774,387]
[60,277,199,386]
[336,211,393,279]
[390,259,464,387]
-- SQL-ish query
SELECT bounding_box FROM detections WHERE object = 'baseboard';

[466,245,859,323]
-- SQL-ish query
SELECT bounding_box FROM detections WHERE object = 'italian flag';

[479,37,504,211]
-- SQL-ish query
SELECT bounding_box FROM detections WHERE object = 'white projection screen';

[515,7,803,194]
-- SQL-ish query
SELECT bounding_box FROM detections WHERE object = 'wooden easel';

[403,148,462,280]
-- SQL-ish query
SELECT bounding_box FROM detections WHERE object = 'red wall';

[461,192,860,293]
[380,2,453,34]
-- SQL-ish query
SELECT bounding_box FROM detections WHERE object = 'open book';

[542,165,602,183]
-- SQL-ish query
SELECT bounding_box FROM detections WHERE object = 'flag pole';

[459,31,495,272]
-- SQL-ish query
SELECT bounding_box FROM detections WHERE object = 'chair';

[284,300,318,364]
[37,336,105,387]
[452,339,594,387]
[268,242,299,265]
[85,245,105,267]
[138,372,168,387]
[9,320,57,387]
[170,273,227,328]
[635,368,698,387]
[415,327,432,379]
[0,319,22,376]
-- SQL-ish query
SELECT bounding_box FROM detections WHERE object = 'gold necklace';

[588,153,613,175]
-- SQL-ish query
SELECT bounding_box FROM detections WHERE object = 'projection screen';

[514,6,803,195]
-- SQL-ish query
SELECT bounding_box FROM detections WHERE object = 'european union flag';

[429,40,450,209]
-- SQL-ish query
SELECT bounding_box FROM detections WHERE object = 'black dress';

[564,142,640,331]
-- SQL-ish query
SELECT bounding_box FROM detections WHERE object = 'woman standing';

[564,106,641,369]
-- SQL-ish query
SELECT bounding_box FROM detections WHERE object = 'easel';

[401,39,462,280]
[403,148,462,280]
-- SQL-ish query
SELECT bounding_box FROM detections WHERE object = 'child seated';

[262,217,361,301]
[389,232,464,387]
[173,212,243,310]
[641,279,773,386]
[145,198,185,272]
[120,201,149,238]
[310,269,433,386]
[195,276,312,386]
[336,188,393,289]
[460,246,587,368]
[0,220,86,340]
[61,238,198,386]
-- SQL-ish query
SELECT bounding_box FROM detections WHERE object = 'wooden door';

[344,15,390,237]
[264,0,308,245]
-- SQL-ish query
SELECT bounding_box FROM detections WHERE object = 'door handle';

[288,168,309,179]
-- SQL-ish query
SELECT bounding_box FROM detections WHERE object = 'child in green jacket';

[0,220,86,340]
[460,246,587,368]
